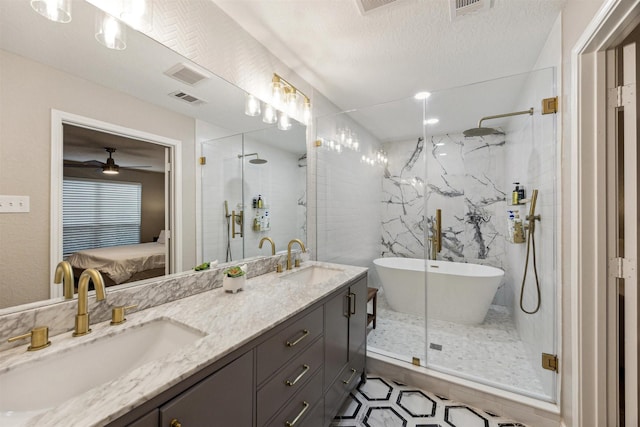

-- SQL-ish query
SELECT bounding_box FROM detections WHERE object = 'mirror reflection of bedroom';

[62,124,168,290]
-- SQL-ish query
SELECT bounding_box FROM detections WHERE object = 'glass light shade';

[424,118,439,125]
[302,99,312,125]
[277,112,291,131]
[96,12,127,51]
[271,79,284,107]
[262,104,277,124]
[245,93,261,117]
[31,0,72,23]
[414,91,431,100]
[285,88,298,115]
[121,0,153,32]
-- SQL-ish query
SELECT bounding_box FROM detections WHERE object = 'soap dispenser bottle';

[512,183,520,205]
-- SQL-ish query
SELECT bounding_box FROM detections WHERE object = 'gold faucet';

[73,269,107,337]
[287,239,306,270]
[259,237,276,255]
[430,209,442,260]
[54,261,74,299]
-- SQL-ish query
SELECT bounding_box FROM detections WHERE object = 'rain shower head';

[238,153,268,164]
[463,108,533,138]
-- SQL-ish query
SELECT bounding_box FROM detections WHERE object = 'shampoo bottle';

[512,183,520,205]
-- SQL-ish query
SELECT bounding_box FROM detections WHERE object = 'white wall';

[0,49,196,309]
[314,114,383,272]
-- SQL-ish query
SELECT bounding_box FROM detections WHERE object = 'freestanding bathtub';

[373,257,504,325]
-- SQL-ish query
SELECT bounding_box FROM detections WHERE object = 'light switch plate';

[0,195,30,213]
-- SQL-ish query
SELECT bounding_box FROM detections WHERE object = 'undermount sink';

[0,318,206,426]
[284,265,342,285]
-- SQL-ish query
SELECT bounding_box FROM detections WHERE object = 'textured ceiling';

[212,0,565,111]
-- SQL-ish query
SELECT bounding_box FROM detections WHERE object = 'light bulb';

[262,104,277,124]
[277,111,291,131]
[96,12,126,50]
[31,0,72,23]
[121,0,152,31]
[271,76,284,107]
[286,87,298,116]
[424,118,439,125]
[244,93,261,117]
[302,98,312,125]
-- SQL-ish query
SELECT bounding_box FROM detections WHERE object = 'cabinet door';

[324,289,350,390]
[159,351,253,426]
[127,410,158,427]
[348,277,367,364]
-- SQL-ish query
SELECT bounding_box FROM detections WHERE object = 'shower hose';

[519,219,541,314]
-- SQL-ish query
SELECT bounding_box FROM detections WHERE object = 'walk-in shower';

[314,67,559,403]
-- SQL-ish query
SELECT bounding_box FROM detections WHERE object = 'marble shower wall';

[382,133,512,305]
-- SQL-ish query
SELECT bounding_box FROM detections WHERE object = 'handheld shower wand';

[519,189,541,314]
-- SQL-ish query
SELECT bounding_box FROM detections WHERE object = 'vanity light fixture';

[95,11,126,50]
[31,0,72,23]
[271,73,312,125]
[244,93,261,117]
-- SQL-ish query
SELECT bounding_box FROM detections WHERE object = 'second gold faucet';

[287,239,306,270]
[74,269,107,337]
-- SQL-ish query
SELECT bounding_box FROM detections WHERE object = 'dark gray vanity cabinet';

[113,273,368,427]
[324,276,368,424]
[158,350,253,426]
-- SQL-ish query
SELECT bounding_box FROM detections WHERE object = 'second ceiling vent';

[449,0,492,21]
[165,63,211,86]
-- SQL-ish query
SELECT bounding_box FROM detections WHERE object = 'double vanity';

[0,260,368,427]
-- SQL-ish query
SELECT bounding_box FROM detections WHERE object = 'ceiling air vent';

[164,63,210,86]
[449,0,492,21]
[356,0,398,14]
[169,90,205,106]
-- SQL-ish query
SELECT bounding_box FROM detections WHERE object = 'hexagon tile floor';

[331,377,528,427]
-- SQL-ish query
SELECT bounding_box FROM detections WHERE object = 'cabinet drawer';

[257,337,323,426]
[257,306,323,384]
[265,369,323,427]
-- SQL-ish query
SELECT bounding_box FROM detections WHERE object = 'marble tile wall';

[382,133,512,305]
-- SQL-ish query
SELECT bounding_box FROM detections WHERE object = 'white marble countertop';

[0,261,367,427]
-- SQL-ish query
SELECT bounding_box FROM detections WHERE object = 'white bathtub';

[373,257,504,325]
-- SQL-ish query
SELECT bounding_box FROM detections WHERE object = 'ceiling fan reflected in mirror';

[64,147,152,175]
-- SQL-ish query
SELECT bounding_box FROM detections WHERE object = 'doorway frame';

[572,0,640,425]
[49,109,183,297]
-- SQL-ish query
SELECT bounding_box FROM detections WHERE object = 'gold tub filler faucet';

[429,209,442,260]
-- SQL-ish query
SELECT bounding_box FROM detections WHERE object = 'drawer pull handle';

[349,292,356,315]
[170,419,182,427]
[285,364,310,386]
[285,401,309,427]
[286,329,309,347]
[342,368,357,385]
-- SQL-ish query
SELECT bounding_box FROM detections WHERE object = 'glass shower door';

[422,67,558,401]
